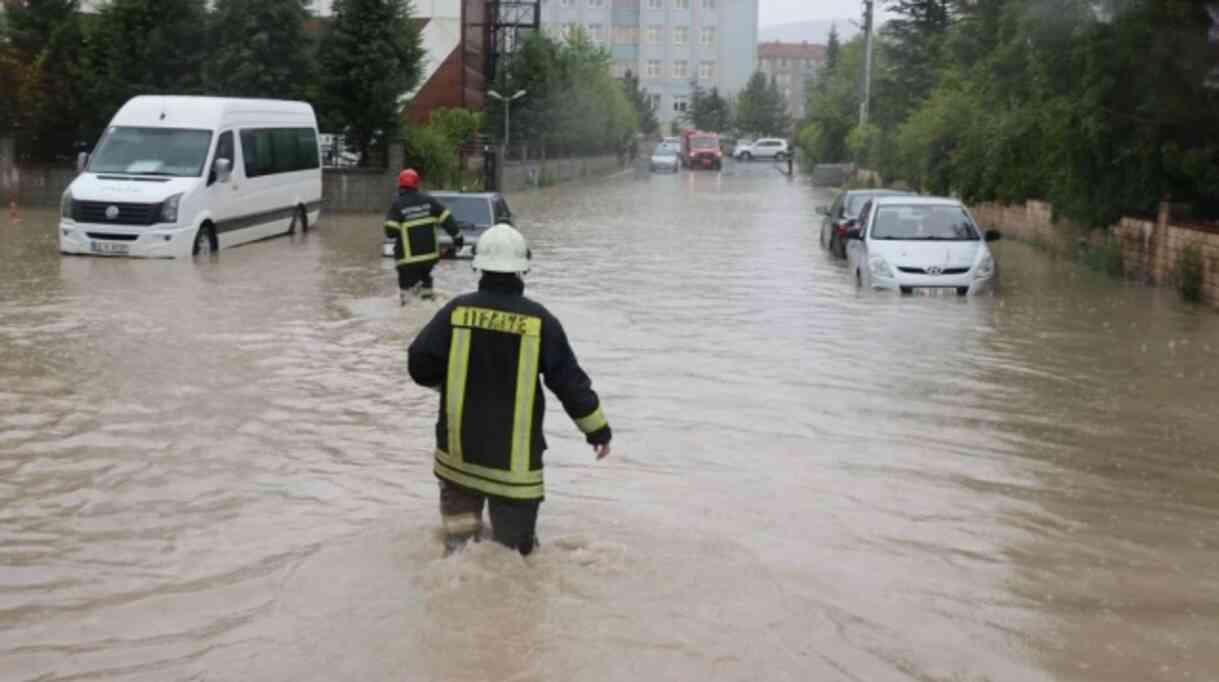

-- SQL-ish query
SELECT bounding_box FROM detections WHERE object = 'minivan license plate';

[93,241,129,255]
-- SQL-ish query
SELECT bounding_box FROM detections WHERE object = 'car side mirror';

[213,158,232,185]
[985,229,1001,242]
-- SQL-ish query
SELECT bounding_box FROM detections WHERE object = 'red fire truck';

[681,129,723,170]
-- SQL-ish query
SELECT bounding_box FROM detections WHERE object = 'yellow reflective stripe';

[435,449,542,485]
[435,460,544,500]
[442,513,481,535]
[401,216,438,228]
[451,306,542,337]
[575,406,608,434]
[446,328,471,460]
[384,220,400,230]
[437,209,452,223]
[397,251,439,265]
[510,335,541,474]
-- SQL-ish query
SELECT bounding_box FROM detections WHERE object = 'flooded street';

[3,163,1219,681]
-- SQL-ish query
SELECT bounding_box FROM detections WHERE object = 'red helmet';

[398,168,420,189]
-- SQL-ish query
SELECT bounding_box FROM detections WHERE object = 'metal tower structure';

[485,0,541,84]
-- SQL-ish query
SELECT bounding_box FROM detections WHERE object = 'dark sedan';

[818,189,913,259]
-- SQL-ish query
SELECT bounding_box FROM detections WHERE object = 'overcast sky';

[760,0,892,27]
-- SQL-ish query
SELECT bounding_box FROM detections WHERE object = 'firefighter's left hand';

[593,443,611,460]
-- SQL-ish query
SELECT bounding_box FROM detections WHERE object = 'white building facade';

[540,0,758,127]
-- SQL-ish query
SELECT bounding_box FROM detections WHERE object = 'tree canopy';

[209,0,316,101]
[735,71,789,137]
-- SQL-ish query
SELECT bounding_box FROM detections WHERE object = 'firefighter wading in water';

[408,224,613,555]
[385,168,462,303]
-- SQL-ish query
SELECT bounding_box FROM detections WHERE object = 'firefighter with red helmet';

[385,169,463,303]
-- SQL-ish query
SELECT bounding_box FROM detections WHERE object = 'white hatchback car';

[845,196,1001,295]
[735,138,789,161]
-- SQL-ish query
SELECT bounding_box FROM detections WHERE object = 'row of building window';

[613,59,715,80]
[760,58,820,72]
[552,0,716,9]
[555,23,715,46]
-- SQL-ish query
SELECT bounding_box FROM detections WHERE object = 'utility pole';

[860,0,875,125]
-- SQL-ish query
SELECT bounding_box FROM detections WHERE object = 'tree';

[208,0,315,101]
[319,0,424,165]
[85,0,210,137]
[736,71,788,137]
[881,0,956,122]
[622,68,659,136]
[685,81,732,132]
[4,0,87,160]
[825,22,841,73]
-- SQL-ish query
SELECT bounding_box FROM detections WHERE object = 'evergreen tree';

[4,0,87,159]
[622,68,659,136]
[881,0,956,120]
[319,0,424,165]
[825,23,841,73]
[208,0,315,101]
[85,0,210,136]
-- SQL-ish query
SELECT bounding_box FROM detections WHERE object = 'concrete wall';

[500,154,622,193]
[0,136,78,209]
[970,199,1219,307]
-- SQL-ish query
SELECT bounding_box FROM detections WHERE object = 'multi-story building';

[540,0,758,127]
[757,41,825,119]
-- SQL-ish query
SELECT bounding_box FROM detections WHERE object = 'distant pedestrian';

[407,224,613,556]
[384,168,463,304]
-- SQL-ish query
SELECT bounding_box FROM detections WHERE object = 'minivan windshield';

[436,196,493,227]
[871,205,981,241]
[88,127,213,177]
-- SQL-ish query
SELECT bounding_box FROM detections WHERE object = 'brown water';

[2,165,1219,681]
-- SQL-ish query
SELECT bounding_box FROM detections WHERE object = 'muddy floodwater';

[2,164,1219,681]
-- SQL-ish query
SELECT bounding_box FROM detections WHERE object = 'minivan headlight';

[61,190,74,220]
[160,193,183,224]
[975,255,995,279]
[869,256,895,279]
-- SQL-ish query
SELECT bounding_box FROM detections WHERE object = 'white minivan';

[60,96,323,258]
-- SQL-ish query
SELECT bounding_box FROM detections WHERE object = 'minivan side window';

[239,127,320,178]
[210,131,234,185]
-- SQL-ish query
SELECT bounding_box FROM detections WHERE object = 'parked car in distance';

[732,139,754,158]
[819,189,913,259]
[383,191,513,259]
[845,196,1001,296]
[735,138,789,161]
[650,144,680,173]
[660,137,681,153]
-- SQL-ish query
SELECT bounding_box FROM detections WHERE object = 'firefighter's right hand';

[453,233,465,248]
[593,443,611,461]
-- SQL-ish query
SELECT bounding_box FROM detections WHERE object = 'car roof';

[845,189,910,197]
[431,191,500,200]
[871,196,963,207]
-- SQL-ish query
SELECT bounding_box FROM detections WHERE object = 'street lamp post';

[488,89,527,153]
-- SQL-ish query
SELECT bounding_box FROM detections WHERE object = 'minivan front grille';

[897,266,971,275]
[85,232,139,241]
[73,201,160,226]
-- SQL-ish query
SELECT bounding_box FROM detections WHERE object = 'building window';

[674,96,689,113]
[649,93,662,111]
[779,58,788,70]
[673,26,688,46]
[702,0,715,8]
[700,27,715,47]
[674,0,690,9]
[613,25,639,45]
[588,0,605,7]
[673,59,688,79]
[560,0,573,7]
[777,72,790,86]
[646,25,661,44]
[647,0,662,9]
[699,61,714,80]
[589,23,605,43]
[647,59,662,78]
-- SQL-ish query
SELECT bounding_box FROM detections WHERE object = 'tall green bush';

[1179,244,1204,303]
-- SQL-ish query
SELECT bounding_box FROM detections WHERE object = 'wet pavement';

[2,162,1219,681]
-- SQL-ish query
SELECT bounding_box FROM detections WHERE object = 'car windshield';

[691,138,717,149]
[88,127,213,177]
[871,205,981,241]
[845,191,904,217]
[436,196,493,227]
[654,145,676,157]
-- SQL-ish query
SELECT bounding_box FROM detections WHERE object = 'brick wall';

[970,198,1219,307]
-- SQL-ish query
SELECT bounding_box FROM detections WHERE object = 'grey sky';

[760,0,892,27]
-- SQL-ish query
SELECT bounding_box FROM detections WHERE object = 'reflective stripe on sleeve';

[445,328,472,459]
[438,209,452,223]
[575,406,608,434]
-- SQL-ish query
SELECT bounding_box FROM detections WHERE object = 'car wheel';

[828,233,839,256]
[740,152,752,162]
[192,223,217,257]
[957,287,970,296]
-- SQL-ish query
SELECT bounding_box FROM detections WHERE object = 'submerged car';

[819,189,913,259]
[845,196,1001,295]
[383,191,514,259]
[650,144,680,173]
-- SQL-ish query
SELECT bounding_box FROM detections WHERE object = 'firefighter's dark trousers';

[397,261,436,292]
[439,480,540,556]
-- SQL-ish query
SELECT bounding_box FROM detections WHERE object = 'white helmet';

[473,223,530,273]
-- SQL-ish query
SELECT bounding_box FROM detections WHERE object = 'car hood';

[651,155,677,163]
[69,173,201,204]
[869,240,986,268]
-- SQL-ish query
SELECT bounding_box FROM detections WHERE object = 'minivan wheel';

[957,287,970,296]
[899,286,913,295]
[192,223,217,256]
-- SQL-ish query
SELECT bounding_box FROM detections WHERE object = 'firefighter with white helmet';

[408,224,612,555]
